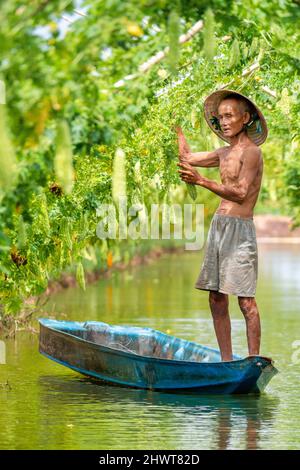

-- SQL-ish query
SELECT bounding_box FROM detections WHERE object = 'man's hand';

[177,161,204,185]
[173,125,182,134]
[174,126,192,161]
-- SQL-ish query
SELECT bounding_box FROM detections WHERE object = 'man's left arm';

[178,147,261,204]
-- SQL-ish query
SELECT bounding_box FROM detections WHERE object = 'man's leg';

[238,297,261,355]
[209,290,232,361]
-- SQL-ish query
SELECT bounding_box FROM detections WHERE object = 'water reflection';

[258,243,300,293]
[39,375,279,450]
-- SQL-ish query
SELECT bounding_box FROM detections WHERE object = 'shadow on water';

[39,374,280,450]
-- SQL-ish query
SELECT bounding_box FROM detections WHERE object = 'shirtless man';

[176,90,267,361]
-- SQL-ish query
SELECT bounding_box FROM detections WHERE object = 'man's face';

[217,99,250,138]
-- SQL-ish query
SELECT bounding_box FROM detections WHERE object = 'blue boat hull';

[38,319,278,394]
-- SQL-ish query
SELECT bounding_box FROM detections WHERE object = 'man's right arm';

[188,149,221,168]
[175,127,222,167]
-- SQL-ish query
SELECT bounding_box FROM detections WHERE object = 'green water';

[0,242,299,450]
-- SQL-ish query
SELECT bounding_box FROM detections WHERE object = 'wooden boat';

[39,318,278,394]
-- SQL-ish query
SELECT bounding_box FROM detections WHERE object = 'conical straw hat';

[203,89,268,146]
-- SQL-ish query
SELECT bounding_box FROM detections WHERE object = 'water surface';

[0,242,299,449]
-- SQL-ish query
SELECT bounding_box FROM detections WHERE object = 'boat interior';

[65,321,224,363]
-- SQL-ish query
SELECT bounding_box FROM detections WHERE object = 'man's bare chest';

[219,149,244,182]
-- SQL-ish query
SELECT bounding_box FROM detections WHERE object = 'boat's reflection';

[39,375,279,450]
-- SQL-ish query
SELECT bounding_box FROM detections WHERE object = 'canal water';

[0,242,299,449]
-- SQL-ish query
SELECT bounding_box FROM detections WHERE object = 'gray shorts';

[194,213,258,297]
